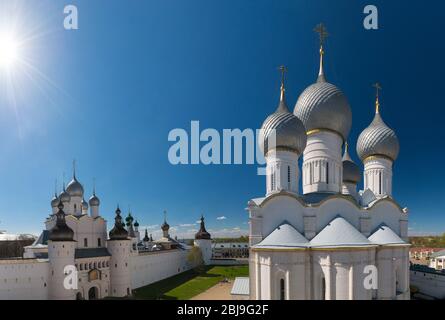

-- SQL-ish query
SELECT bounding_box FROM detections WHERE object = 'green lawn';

[133,265,248,300]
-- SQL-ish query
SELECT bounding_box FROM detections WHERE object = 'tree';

[187,246,204,272]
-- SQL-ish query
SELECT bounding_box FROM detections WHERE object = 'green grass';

[133,265,248,300]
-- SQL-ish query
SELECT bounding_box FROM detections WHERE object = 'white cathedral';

[247,25,410,300]
[0,170,213,300]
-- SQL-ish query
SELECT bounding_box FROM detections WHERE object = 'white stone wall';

[130,249,191,289]
[0,259,49,300]
[411,269,445,299]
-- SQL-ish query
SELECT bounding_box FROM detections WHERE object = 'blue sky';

[0,0,443,237]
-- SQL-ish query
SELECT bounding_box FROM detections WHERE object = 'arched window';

[280,279,285,300]
[287,166,291,189]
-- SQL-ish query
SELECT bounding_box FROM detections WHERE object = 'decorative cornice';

[306,128,344,142]
[249,190,405,214]
[363,154,395,163]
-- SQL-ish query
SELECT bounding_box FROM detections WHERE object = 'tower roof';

[49,201,74,242]
[109,206,129,240]
[195,215,211,240]
[259,66,307,155]
[294,24,352,141]
[356,84,400,162]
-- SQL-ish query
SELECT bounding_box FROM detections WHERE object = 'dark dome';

[109,207,129,240]
[49,202,74,242]
[195,216,211,240]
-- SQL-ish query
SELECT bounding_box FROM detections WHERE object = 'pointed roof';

[195,215,211,240]
[254,222,309,249]
[109,206,129,240]
[310,217,373,248]
[49,201,74,242]
[368,224,406,245]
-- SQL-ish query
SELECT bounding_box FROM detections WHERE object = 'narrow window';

[97,238,101,247]
[379,171,382,194]
[280,278,285,300]
[287,166,291,189]
[84,238,88,247]
[310,162,313,184]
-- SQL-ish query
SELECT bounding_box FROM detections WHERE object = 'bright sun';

[0,32,19,69]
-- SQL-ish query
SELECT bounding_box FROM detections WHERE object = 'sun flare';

[0,32,19,69]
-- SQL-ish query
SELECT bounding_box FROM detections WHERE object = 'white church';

[0,170,213,300]
[247,24,410,300]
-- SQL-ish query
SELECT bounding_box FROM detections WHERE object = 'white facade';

[247,28,409,300]
[0,173,197,300]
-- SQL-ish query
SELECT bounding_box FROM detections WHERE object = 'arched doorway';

[88,287,99,300]
[76,292,83,300]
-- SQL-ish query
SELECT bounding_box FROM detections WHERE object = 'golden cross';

[372,82,382,113]
[314,23,329,46]
[278,65,287,88]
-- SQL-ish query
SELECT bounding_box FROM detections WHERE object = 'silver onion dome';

[66,175,84,197]
[259,74,307,156]
[356,101,399,162]
[81,198,88,210]
[51,194,59,208]
[342,143,361,184]
[89,193,100,206]
[294,37,352,141]
[59,188,71,203]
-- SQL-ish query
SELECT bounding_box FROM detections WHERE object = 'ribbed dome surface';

[294,81,352,140]
[259,97,307,156]
[66,177,84,197]
[356,113,399,161]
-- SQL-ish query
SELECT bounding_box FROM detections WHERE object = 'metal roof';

[431,250,445,258]
[254,222,309,249]
[75,247,111,259]
[368,225,406,245]
[310,216,374,248]
[231,277,250,296]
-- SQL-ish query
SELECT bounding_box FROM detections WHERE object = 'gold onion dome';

[356,85,399,162]
[294,24,352,141]
[259,66,307,156]
[342,142,361,184]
